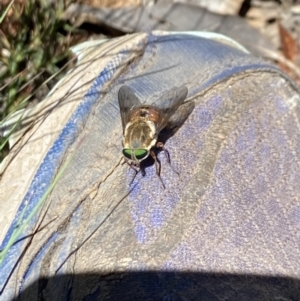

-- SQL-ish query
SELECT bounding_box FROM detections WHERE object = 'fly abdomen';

[129,106,162,124]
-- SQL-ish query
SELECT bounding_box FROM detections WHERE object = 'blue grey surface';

[1,32,300,300]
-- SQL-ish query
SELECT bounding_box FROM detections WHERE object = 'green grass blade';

[0,0,14,24]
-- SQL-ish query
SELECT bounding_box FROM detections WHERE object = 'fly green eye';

[122,149,132,159]
[134,149,148,160]
[122,149,148,161]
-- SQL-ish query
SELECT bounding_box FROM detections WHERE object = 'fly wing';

[166,100,195,130]
[118,85,142,133]
[154,86,188,133]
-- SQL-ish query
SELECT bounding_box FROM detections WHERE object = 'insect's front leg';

[156,141,179,175]
[126,161,140,185]
[156,142,170,163]
[150,150,165,189]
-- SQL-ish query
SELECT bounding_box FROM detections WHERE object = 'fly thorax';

[124,119,157,149]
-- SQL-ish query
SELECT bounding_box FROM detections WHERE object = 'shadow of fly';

[118,85,192,188]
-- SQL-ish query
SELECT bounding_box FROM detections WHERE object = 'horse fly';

[118,85,189,188]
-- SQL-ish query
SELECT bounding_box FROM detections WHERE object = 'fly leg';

[156,141,179,175]
[150,150,166,189]
[127,161,140,185]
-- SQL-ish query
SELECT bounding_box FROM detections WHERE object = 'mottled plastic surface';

[1,32,300,300]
